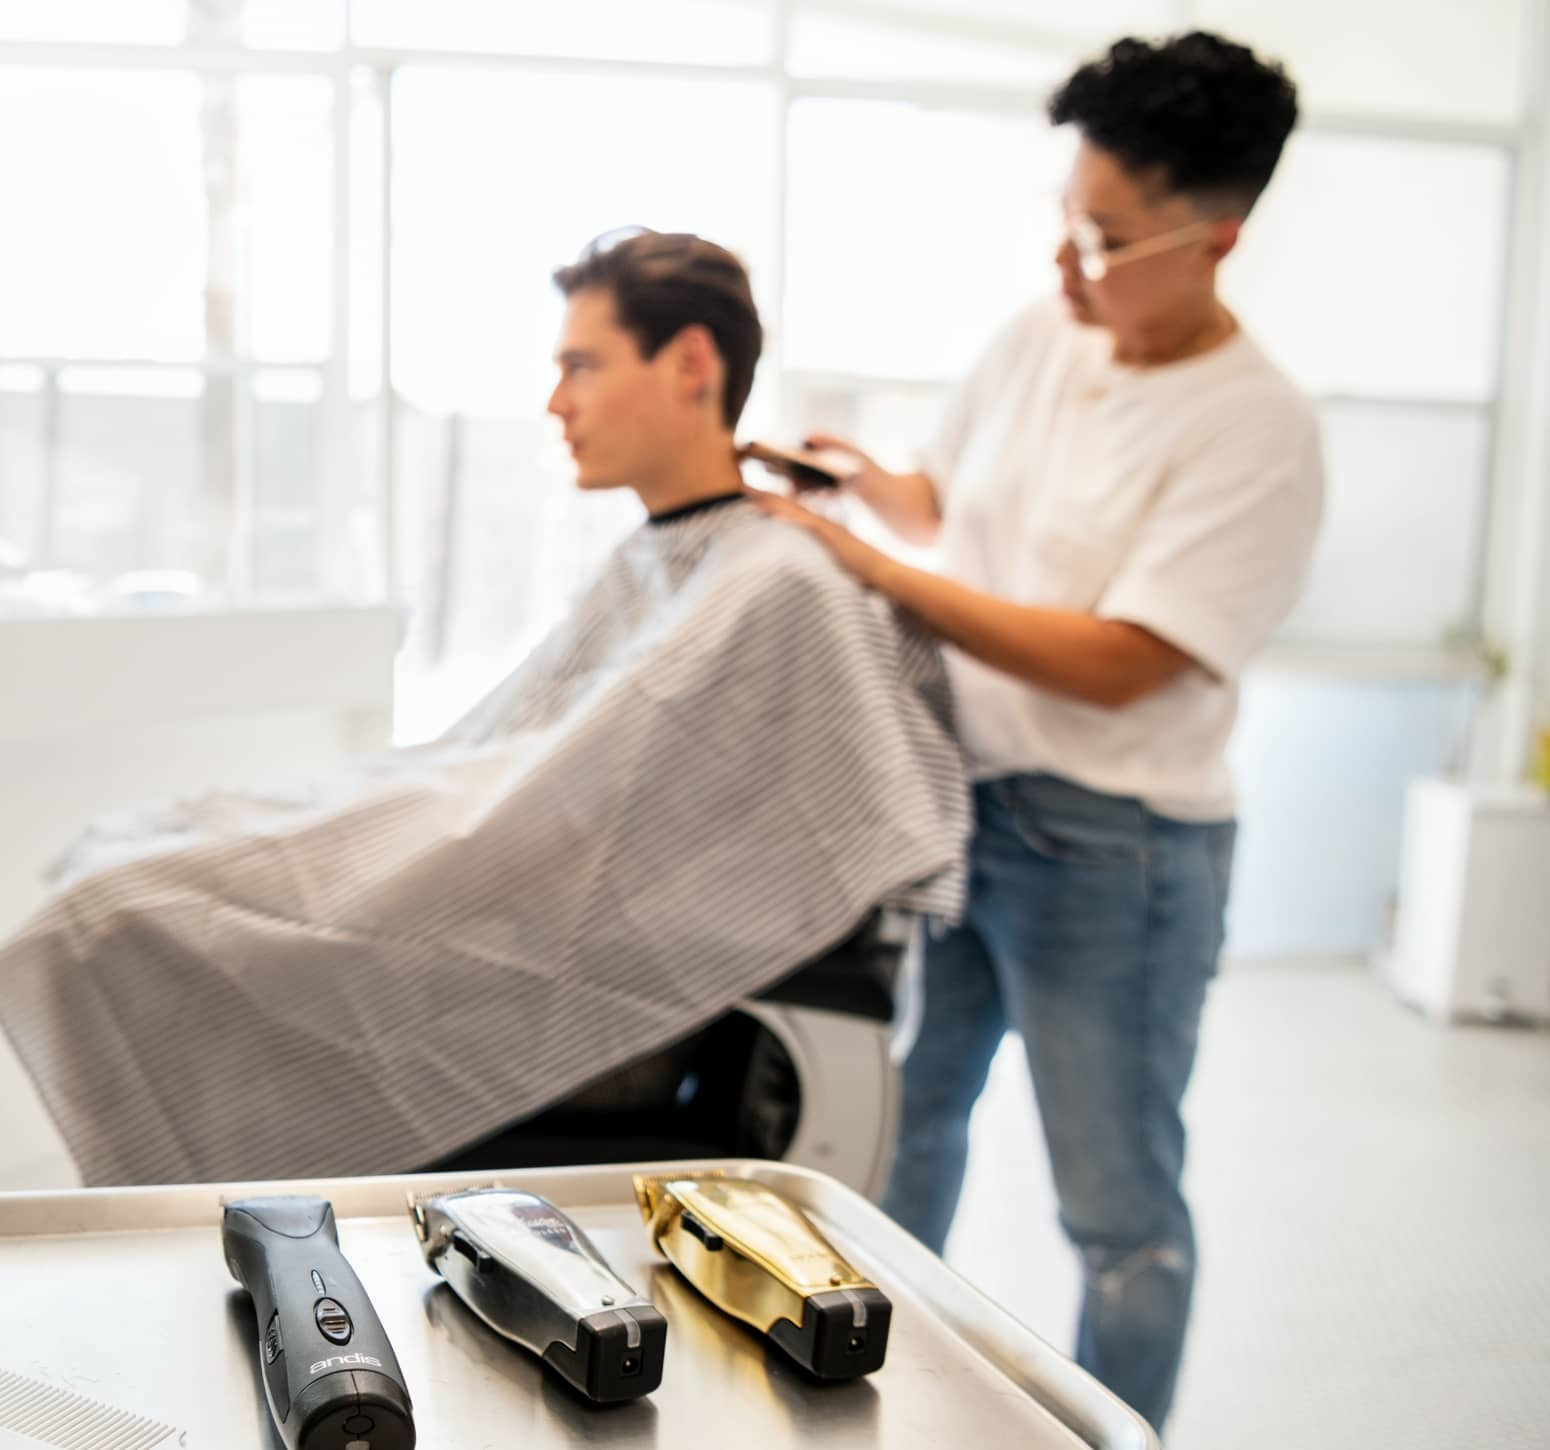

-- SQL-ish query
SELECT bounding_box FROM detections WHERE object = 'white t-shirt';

[919,297,1323,821]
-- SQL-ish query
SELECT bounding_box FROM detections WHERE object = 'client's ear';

[671,323,724,411]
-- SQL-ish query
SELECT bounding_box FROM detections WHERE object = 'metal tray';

[0,1160,1156,1450]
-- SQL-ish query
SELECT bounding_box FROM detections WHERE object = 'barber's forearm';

[871,557,1188,708]
[851,471,942,546]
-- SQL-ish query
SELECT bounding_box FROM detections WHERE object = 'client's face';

[547,288,675,492]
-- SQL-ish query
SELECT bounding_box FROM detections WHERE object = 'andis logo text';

[310,1352,383,1374]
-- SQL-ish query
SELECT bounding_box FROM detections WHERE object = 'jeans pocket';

[991,775,1147,868]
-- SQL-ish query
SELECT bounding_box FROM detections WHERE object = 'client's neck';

[634,433,746,519]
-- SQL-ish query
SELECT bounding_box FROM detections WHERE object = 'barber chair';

[421,911,912,1201]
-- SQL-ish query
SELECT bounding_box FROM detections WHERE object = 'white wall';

[1226,670,1466,957]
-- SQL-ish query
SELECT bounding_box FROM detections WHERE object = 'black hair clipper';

[635,1172,891,1379]
[410,1187,667,1403]
[223,1196,416,1450]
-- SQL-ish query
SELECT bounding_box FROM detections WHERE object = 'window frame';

[0,0,1543,682]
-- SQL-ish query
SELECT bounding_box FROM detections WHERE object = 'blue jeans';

[882,774,1235,1434]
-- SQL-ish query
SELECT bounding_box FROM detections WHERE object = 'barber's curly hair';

[1049,31,1298,215]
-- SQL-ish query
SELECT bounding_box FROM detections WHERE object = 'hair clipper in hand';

[223,1195,415,1450]
[411,1187,667,1403]
[634,1172,891,1379]
[743,439,855,488]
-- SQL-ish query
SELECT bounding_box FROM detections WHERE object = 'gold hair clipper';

[634,1173,890,1379]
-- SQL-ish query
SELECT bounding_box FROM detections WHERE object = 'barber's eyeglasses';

[1066,213,1214,282]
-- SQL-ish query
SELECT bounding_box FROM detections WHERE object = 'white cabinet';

[0,607,400,939]
[1388,778,1550,1022]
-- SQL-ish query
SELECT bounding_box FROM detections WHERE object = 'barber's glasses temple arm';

[1067,215,1215,282]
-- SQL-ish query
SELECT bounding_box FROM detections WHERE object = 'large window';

[1227,131,1512,647]
[0,69,205,362]
[0,1,1542,747]
[785,99,1065,381]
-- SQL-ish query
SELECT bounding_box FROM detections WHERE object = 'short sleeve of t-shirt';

[1097,389,1324,680]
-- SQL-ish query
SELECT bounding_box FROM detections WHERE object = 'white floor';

[944,958,1550,1450]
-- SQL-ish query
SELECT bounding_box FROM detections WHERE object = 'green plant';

[1440,621,1513,780]
[1441,621,1511,688]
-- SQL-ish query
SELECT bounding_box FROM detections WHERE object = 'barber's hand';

[744,487,892,592]
[800,432,883,494]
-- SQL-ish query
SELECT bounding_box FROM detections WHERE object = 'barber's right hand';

[801,432,885,496]
[800,433,942,548]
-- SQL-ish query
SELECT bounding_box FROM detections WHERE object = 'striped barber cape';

[0,498,970,1186]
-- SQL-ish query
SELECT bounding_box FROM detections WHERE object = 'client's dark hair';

[553,229,763,428]
[1048,31,1299,215]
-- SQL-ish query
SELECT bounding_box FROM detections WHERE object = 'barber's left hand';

[744,486,891,592]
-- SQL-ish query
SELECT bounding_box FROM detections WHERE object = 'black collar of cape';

[646,492,747,527]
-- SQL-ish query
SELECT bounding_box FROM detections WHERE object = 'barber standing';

[750,32,1321,1435]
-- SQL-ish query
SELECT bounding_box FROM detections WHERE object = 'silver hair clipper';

[410,1188,667,1403]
